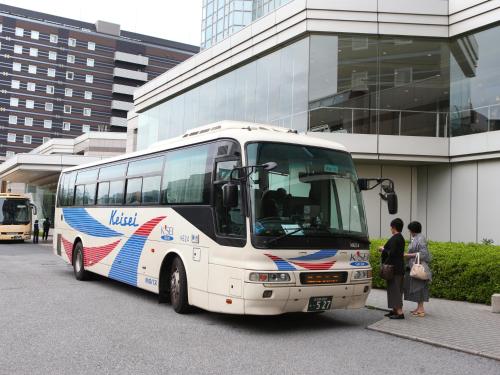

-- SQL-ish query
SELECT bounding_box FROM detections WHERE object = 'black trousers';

[33,231,39,243]
[42,229,49,240]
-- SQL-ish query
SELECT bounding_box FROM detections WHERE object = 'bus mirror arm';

[30,203,37,216]
[358,178,398,214]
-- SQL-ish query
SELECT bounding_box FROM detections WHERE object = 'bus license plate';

[308,296,333,312]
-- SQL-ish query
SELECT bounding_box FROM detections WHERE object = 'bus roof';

[0,193,29,199]
[61,121,348,173]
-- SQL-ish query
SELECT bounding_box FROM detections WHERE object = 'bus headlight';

[352,270,372,280]
[249,272,291,282]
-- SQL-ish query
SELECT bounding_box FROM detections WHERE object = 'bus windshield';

[247,142,368,248]
[0,199,30,225]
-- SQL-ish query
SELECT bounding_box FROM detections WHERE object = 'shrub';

[369,239,500,305]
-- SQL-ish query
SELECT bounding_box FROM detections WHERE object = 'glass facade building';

[139,23,500,150]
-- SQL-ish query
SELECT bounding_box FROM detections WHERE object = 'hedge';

[369,239,500,305]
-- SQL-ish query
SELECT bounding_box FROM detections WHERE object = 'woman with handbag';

[378,218,406,319]
[404,221,432,317]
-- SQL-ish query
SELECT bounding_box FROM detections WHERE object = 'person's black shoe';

[384,311,395,317]
[389,314,405,320]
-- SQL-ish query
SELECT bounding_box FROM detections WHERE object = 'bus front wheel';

[170,257,190,314]
[73,242,90,281]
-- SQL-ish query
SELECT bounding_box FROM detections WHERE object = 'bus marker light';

[226,298,232,304]
[151,248,155,253]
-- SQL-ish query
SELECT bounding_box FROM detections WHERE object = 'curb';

[365,304,391,312]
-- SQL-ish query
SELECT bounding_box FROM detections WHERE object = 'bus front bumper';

[243,281,371,315]
[0,233,30,241]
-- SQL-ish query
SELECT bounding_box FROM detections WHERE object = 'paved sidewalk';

[366,288,500,361]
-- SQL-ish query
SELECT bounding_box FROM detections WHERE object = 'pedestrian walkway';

[366,288,500,361]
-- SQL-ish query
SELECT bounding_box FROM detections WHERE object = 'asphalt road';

[0,242,498,375]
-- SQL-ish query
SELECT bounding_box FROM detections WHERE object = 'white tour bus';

[53,121,397,315]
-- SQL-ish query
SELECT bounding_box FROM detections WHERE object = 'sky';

[3,0,203,46]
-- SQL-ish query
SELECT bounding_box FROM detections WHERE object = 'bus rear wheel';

[170,257,190,314]
[73,241,90,281]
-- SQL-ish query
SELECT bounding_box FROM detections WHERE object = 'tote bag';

[410,252,429,280]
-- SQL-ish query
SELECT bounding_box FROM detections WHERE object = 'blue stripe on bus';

[63,207,123,238]
[288,249,338,261]
[108,234,147,286]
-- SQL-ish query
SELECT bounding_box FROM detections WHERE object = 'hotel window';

[6,151,15,158]
[23,135,32,144]
[11,80,20,89]
[43,137,50,143]
[85,74,93,84]
[15,27,24,37]
[62,122,71,131]
[28,65,37,74]
[31,30,39,40]
[24,117,33,126]
[14,45,22,54]
[26,100,35,109]
[12,62,22,72]
[66,71,74,80]
[48,51,57,60]
[44,119,52,129]
[7,133,16,143]
[64,105,72,114]
[84,91,92,100]
[68,38,76,47]
[50,34,58,43]
[9,97,19,107]
[47,68,56,77]
[88,41,95,50]
[8,115,17,124]
[394,67,413,87]
[29,47,38,57]
[45,102,53,111]
[0,41,2,50]
[86,58,94,67]
[98,124,108,132]
[0,24,3,34]
[82,124,90,133]
[46,85,55,94]
[27,82,36,92]
[65,88,73,97]
[67,54,75,64]
[83,107,91,117]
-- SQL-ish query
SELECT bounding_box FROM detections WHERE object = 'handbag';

[410,252,429,280]
[380,263,394,281]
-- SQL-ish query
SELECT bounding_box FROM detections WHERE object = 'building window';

[68,38,76,47]
[14,45,22,54]
[44,119,52,129]
[88,41,96,50]
[98,124,108,132]
[8,115,17,124]
[85,74,93,83]
[12,62,22,72]
[83,107,91,117]
[45,102,53,111]
[82,124,90,133]
[29,48,38,57]
[26,100,35,109]
[7,133,16,143]
[6,151,15,158]
[84,91,92,100]
[64,105,72,114]
[47,68,56,77]
[394,67,413,87]
[62,122,71,131]
[86,58,94,67]
[23,135,32,144]
[27,82,36,92]
[9,97,19,107]
[66,71,74,80]
[48,51,57,60]
[15,27,24,37]
[65,88,73,97]
[24,117,33,126]
[31,30,39,40]
[0,24,3,34]
[28,65,37,74]
[43,137,50,143]
[46,85,55,94]
[11,80,20,89]
[67,54,75,64]
[50,34,58,43]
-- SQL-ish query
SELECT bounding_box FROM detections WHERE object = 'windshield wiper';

[265,227,303,246]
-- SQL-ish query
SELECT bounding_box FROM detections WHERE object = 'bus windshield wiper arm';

[265,227,303,246]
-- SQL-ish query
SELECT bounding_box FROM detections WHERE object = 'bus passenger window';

[109,180,125,205]
[142,176,161,204]
[126,178,142,205]
[97,182,110,205]
[83,184,96,205]
[74,185,85,206]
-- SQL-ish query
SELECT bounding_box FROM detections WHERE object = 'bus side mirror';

[386,192,398,215]
[222,183,239,208]
[30,204,37,216]
[357,178,369,191]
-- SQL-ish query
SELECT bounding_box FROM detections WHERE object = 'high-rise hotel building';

[0,4,198,159]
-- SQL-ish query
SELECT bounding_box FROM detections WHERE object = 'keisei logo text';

[161,225,174,241]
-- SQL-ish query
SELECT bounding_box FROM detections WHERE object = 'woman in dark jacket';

[379,218,405,319]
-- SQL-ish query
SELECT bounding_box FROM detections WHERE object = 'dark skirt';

[386,275,404,309]
[404,271,430,303]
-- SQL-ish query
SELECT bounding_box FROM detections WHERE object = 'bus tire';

[170,257,190,314]
[73,241,90,281]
